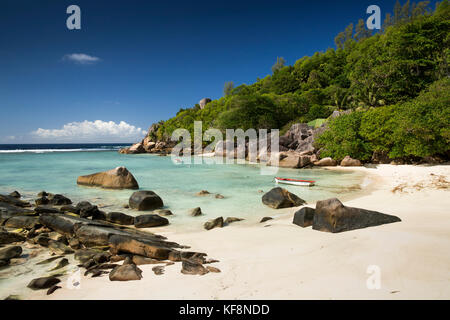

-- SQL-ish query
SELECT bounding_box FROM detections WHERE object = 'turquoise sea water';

[0,150,367,231]
[0,149,370,298]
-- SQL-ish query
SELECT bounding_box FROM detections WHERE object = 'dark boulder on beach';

[108,235,173,260]
[109,264,143,281]
[262,187,306,209]
[4,216,40,229]
[0,231,26,244]
[48,194,72,206]
[27,276,61,290]
[129,191,164,211]
[313,198,401,233]
[292,207,315,228]
[204,217,224,230]
[134,214,168,228]
[106,212,135,225]
[260,217,273,223]
[181,259,208,275]
[0,245,22,260]
[77,166,139,189]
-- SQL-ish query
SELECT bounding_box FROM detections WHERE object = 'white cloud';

[63,53,101,64]
[31,120,146,142]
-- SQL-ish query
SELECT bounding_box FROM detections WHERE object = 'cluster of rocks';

[292,198,401,233]
[118,119,364,168]
[0,190,220,297]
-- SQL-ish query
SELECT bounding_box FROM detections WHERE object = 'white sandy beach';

[28,164,450,300]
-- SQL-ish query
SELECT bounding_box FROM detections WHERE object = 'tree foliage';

[154,1,449,161]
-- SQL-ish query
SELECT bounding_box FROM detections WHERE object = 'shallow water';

[0,151,366,231]
[0,150,369,299]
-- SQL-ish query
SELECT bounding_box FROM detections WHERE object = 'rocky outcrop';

[119,142,145,154]
[77,167,139,189]
[199,98,212,109]
[2,189,216,287]
[340,156,362,167]
[129,191,164,211]
[313,198,401,233]
[262,187,306,209]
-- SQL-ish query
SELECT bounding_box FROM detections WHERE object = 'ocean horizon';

[0,143,133,153]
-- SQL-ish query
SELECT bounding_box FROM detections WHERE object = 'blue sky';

[0,0,436,143]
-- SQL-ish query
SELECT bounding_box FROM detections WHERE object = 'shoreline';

[20,163,449,300]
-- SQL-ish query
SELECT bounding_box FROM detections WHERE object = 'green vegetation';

[154,1,450,161]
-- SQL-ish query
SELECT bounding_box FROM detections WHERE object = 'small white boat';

[275,177,315,187]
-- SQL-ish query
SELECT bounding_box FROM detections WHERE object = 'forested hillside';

[151,0,449,162]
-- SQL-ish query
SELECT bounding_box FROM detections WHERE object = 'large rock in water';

[313,198,401,233]
[262,187,306,209]
[77,167,139,189]
[129,191,163,211]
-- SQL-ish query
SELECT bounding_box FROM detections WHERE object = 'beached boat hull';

[275,177,315,186]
